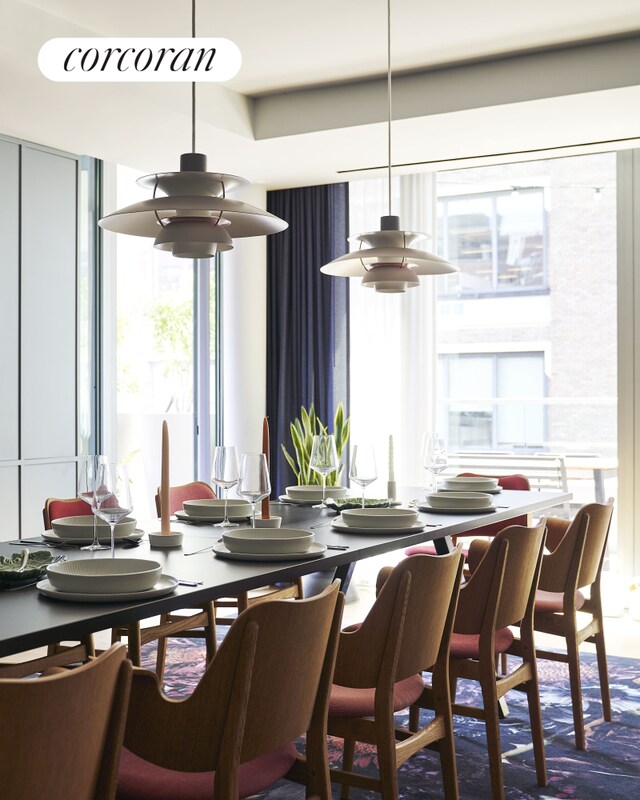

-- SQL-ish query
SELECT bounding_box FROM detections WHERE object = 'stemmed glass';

[77,454,108,551]
[238,453,271,529]
[310,434,339,508]
[211,445,240,528]
[349,445,377,508]
[93,462,133,558]
[423,434,448,493]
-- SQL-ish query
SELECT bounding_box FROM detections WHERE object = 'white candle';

[388,434,395,482]
[160,420,170,535]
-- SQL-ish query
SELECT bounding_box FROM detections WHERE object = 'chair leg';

[375,720,399,800]
[525,676,547,786]
[438,713,460,800]
[566,630,586,749]
[155,614,169,681]
[593,627,612,722]
[294,575,304,599]
[127,623,142,667]
[204,603,217,663]
[340,739,355,800]
[479,665,505,800]
[409,705,420,732]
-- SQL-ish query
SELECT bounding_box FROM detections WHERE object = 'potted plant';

[281,402,349,486]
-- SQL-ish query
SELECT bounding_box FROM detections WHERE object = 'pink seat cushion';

[405,543,470,558]
[450,627,514,659]
[48,498,92,522]
[116,743,298,800]
[534,589,586,614]
[329,673,425,718]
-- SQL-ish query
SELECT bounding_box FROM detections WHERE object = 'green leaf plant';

[281,402,350,486]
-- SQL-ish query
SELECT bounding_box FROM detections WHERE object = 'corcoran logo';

[38,38,241,82]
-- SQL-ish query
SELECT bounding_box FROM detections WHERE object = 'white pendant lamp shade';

[321,215,458,289]
[99,152,287,258]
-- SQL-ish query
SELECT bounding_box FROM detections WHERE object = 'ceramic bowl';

[340,507,419,529]
[441,476,499,492]
[426,491,494,509]
[46,558,162,594]
[285,485,347,501]
[222,528,314,554]
[181,499,251,518]
[50,515,137,539]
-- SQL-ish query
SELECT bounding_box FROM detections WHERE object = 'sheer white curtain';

[349,173,439,492]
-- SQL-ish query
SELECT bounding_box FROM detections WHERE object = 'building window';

[437,188,547,297]
[438,352,547,452]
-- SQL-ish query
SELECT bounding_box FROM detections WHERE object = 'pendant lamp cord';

[191,0,196,153]
[387,0,392,217]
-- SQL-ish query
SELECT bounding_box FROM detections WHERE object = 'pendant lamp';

[99,1,287,258]
[320,0,458,292]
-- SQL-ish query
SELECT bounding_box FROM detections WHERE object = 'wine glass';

[423,434,448,493]
[310,434,339,508]
[238,453,271,528]
[77,454,109,551]
[94,462,133,558]
[211,445,240,528]
[349,444,377,508]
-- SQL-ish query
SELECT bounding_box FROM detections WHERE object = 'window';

[439,352,546,451]
[438,188,546,296]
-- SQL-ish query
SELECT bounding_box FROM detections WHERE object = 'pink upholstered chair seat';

[116,742,298,800]
[450,627,514,659]
[405,542,470,558]
[534,589,586,614]
[329,673,425,718]
[47,498,92,522]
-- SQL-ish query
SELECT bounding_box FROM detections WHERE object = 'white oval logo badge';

[38,38,241,82]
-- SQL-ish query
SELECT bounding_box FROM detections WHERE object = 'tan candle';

[261,416,270,519]
[161,420,170,534]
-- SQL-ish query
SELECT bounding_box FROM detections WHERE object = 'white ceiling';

[2,1,640,187]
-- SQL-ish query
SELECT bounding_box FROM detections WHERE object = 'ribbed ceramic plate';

[36,574,178,602]
[331,518,425,534]
[213,542,327,561]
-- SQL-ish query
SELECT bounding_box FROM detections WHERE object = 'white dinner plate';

[175,510,250,523]
[331,518,425,534]
[42,529,145,545]
[278,495,319,506]
[418,504,497,515]
[438,486,502,495]
[212,542,327,561]
[36,574,178,602]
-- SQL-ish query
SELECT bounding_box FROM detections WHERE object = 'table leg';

[433,535,454,555]
[333,561,357,593]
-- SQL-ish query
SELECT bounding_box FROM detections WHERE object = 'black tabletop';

[0,489,570,658]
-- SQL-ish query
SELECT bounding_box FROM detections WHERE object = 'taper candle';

[388,434,395,482]
[261,416,270,519]
[160,420,170,534]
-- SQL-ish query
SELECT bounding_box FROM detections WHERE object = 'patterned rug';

[141,639,640,800]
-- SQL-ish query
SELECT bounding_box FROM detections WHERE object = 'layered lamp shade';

[320,214,459,293]
[99,152,287,258]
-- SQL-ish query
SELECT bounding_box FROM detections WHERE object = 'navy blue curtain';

[266,183,350,496]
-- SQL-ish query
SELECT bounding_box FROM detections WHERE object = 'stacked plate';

[175,498,251,523]
[37,558,178,602]
[440,476,501,493]
[46,515,142,546]
[419,492,497,514]
[332,507,423,534]
[279,485,347,505]
[214,528,326,561]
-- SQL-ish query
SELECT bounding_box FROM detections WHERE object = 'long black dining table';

[0,489,571,660]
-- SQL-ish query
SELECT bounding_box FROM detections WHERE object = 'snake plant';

[281,402,350,486]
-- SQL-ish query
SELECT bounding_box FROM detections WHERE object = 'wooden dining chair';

[116,581,344,800]
[405,473,532,559]
[326,550,465,800]
[44,495,217,680]
[0,644,132,800]
[156,481,304,629]
[448,520,547,800]
[510,499,615,750]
